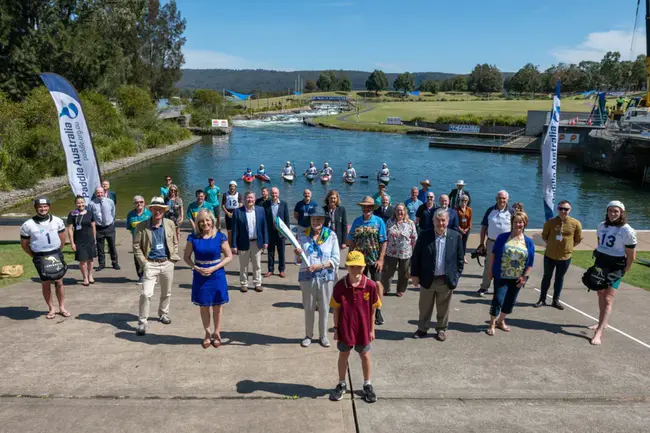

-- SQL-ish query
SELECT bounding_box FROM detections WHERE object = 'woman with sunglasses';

[536,200,583,309]
[589,201,636,346]
[165,184,184,242]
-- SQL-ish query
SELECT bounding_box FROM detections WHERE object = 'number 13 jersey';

[596,222,637,257]
[20,215,66,253]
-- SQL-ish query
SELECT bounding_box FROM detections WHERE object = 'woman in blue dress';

[183,208,233,348]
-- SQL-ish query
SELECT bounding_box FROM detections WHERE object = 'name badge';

[76,225,82,231]
[461,218,467,223]
[156,243,164,250]
[555,234,563,241]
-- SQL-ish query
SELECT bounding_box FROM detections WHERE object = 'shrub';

[116,85,154,118]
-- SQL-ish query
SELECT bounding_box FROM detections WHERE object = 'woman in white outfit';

[295,206,340,348]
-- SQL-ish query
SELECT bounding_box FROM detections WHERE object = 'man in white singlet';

[20,196,70,319]
[343,162,357,180]
[222,181,243,245]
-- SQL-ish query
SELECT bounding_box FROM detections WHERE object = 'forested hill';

[177,69,460,92]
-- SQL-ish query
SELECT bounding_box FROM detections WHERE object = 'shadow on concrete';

[221,331,303,346]
[407,319,486,334]
[272,302,303,309]
[179,283,191,290]
[115,331,203,345]
[506,318,591,341]
[77,312,138,331]
[31,277,78,286]
[459,298,491,306]
[0,306,43,320]
[262,283,300,291]
[462,274,483,279]
[375,329,415,341]
[236,379,330,398]
[91,277,134,285]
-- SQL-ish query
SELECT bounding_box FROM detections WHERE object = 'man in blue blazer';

[263,187,290,278]
[411,208,464,342]
[232,191,269,292]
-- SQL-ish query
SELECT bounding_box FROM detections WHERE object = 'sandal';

[212,333,221,348]
[82,281,90,287]
[201,336,212,349]
[496,321,511,332]
[486,327,495,336]
[89,279,95,284]
[59,310,72,317]
[46,311,56,319]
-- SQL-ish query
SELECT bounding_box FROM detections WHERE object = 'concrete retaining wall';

[582,130,650,184]
[526,110,589,136]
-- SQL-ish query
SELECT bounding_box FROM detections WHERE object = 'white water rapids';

[232,106,342,128]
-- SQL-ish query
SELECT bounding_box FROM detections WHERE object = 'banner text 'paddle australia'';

[40,73,101,201]
[541,81,560,221]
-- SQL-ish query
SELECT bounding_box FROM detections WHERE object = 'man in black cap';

[20,196,70,319]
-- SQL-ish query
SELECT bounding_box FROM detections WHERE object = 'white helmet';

[606,200,625,212]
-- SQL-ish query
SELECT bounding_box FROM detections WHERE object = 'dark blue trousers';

[539,256,571,302]
[490,279,521,317]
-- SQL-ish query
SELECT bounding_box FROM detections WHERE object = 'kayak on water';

[242,175,255,184]
[306,173,315,182]
[321,174,331,183]
[282,173,295,182]
[256,174,271,182]
[344,176,355,184]
[378,175,390,184]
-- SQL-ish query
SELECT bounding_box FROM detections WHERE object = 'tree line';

[307,51,647,95]
[0,0,187,101]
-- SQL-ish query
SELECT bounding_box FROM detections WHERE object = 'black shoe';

[412,330,427,339]
[329,383,346,401]
[552,301,565,310]
[534,300,547,308]
[113,264,121,270]
[96,265,105,272]
[362,384,377,403]
[375,309,384,325]
[477,289,486,297]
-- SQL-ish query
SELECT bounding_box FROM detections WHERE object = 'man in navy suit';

[411,208,464,342]
[373,194,394,223]
[264,187,290,278]
[232,191,269,292]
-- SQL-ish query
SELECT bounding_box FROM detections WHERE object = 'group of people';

[19,173,638,403]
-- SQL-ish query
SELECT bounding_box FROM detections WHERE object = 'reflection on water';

[7,124,650,228]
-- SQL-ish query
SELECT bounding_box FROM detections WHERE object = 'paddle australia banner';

[541,81,560,221]
[40,73,101,201]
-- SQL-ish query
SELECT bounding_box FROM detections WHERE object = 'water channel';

[8,119,650,229]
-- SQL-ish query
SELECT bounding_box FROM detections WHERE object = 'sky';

[178,0,645,73]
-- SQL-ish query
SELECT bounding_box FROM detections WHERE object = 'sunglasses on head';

[558,207,570,211]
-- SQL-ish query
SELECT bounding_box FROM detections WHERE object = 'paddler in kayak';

[257,164,267,177]
[304,162,318,179]
[377,163,390,182]
[321,162,334,178]
[243,167,253,178]
[343,162,356,181]
[282,161,295,177]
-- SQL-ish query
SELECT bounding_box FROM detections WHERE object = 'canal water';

[8,122,650,229]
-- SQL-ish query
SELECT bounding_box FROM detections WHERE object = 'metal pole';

[646,0,650,103]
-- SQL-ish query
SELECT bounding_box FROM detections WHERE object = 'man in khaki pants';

[232,191,268,292]
[410,208,464,342]
[133,197,180,336]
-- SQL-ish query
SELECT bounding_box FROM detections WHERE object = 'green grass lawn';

[538,250,650,291]
[0,242,75,289]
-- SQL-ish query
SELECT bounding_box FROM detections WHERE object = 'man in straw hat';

[329,250,381,403]
[347,196,387,325]
[418,179,432,203]
[449,180,471,208]
[133,196,181,336]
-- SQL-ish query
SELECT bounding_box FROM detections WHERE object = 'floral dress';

[385,220,417,259]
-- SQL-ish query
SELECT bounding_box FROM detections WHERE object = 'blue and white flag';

[40,73,101,201]
[541,81,560,221]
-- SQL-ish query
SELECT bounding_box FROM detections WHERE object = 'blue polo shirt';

[126,208,152,238]
[418,188,431,203]
[294,200,318,227]
[405,198,423,221]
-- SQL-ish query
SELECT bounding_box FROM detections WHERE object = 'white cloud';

[552,30,645,64]
[183,49,276,70]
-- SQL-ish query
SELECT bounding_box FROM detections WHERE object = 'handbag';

[39,253,67,281]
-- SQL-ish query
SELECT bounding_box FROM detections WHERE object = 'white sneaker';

[320,336,330,347]
[301,337,312,347]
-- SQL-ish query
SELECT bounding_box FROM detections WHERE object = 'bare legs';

[337,351,350,382]
[79,260,94,284]
[360,351,371,381]
[591,288,615,345]
[199,305,224,348]
[43,280,68,318]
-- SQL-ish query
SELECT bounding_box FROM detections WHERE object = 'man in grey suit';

[410,208,464,342]
[89,186,119,271]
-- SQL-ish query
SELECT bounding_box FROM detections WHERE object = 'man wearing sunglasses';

[536,200,583,309]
